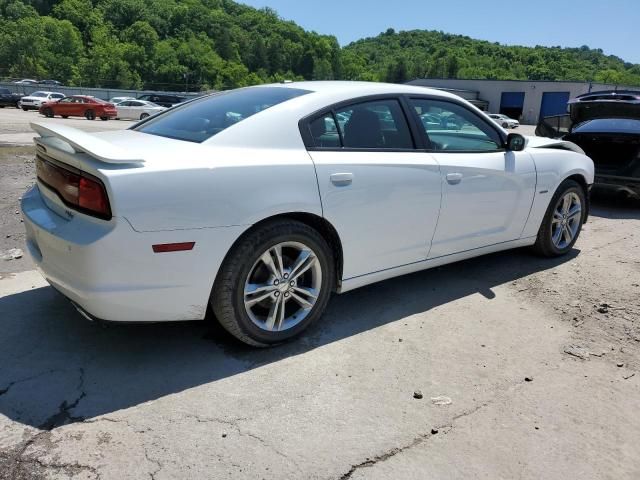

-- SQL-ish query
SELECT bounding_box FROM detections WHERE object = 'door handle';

[330,173,353,186]
[446,173,463,185]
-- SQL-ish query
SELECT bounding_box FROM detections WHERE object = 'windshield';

[134,87,310,143]
[31,92,47,98]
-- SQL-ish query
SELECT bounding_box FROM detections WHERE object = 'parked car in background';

[489,113,520,129]
[137,93,186,108]
[22,82,593,347]
[39,95,117,120]
[109,96,136,105]
[39,79,62,86]
[537,90,640,198]
[13,79,38,85]
[0,87,23,108]
[114,99,166,120]
[19,91,65,110]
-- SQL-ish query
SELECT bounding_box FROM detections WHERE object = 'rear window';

[574,118,640,134]
[134,87,310,143]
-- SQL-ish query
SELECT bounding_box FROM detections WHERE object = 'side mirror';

[506,133,526,152]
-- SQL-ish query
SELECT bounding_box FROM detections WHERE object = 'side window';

[410,99,502,152]
[131,101,144,107]
[309,114,341,148]
[336,99,413,149]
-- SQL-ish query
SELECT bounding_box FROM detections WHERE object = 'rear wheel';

[211,219,334,347]
[44,108,54,118]
[62,115,69,118]
[140,113,149,120]
[533,179,586,257]
[84,110,95,120]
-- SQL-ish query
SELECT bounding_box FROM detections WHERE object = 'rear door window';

[337,99,414,149]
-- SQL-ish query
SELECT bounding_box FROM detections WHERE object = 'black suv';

[0,87,23,107]
[137,94,186,108]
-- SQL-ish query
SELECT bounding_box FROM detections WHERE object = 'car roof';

[192,81,482,149]
[267,80,456,99]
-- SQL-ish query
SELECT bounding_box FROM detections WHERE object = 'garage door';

[539,92,570,122]
[500,92,525,119]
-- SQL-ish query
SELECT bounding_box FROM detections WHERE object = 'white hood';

[524,135,585,155]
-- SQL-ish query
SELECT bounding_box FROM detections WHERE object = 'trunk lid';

[30,121,203,220]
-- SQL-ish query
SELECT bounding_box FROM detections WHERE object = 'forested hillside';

[1,0,639,90]
[342,29,640,86]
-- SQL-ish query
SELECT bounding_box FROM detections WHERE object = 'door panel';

[310,151,442,279]
[428,150,536,258]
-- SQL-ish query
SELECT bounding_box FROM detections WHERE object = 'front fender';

[520,149,594,238]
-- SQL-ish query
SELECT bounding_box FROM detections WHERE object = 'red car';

[39,95,117,121]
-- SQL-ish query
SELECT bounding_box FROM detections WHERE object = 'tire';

[211,219,335,347]
[85,110,95,120]
[44,108,54,118]
[0,106,4,109]
[532,179,587,257]
[140,113,149,120]
[22,107,28,111]
[62,115,69,119]
[100,116,108,121]
[502,122,508,128]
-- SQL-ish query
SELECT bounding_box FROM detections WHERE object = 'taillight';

[36,156,112,220]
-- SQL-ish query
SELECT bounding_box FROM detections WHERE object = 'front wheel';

[100,116,108,121]
[22,107,28,111]
[211,220,334,347]
[533,179,586,257]
[85,110,95,120]
[44,108,54,118]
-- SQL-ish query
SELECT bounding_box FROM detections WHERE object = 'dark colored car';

[537,90,640,198]
[0,87,22,107]
[39,95,117,120]
[137,93,186,108]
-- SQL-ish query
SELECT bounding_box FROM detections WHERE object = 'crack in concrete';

[38,368,87,430]
[0,369,63,398]
[336,381,528,479]
[144,447,163,480]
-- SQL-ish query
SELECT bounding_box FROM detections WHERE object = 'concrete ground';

[0,111,638,479]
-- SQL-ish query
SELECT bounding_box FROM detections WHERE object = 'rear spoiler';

[30,121,144,164]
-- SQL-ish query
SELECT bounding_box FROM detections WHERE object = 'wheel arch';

[215,212,344,293]
[562,173,590,222]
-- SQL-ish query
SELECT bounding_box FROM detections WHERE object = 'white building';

[407,78,638,125]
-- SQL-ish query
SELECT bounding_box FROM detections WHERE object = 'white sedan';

[21,82,594,346]
[114,99,166,120]
[489,113,520,129]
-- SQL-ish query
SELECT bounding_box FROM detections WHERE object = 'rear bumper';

[594,174,640,196]
[20,185,243,322]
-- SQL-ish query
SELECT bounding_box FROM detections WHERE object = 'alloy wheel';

[243,241,322,332]
[551,191,582,249]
